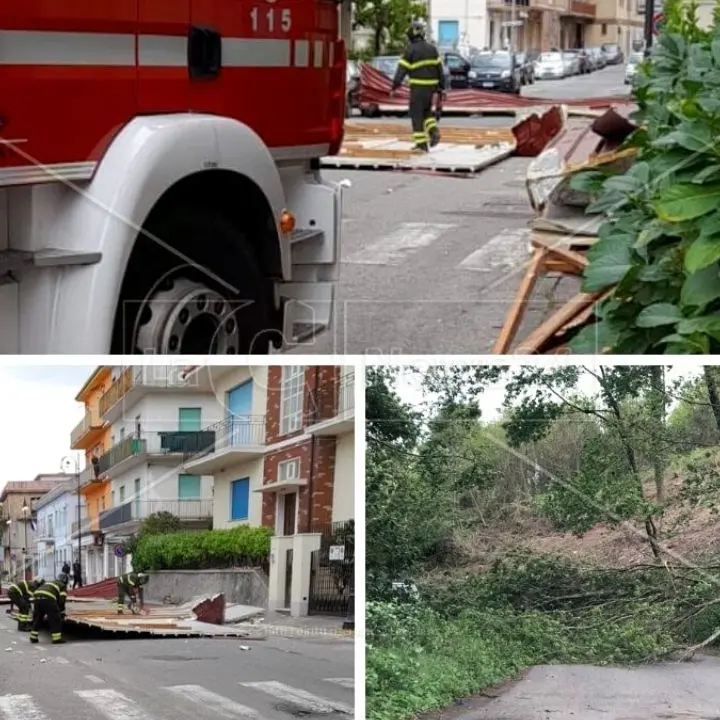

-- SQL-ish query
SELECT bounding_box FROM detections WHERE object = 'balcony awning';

[253,478,308,493]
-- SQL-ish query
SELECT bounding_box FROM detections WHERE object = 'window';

[119,486,125,503]
[111,490,116,506]
[134,478,141,517]
[230,478,250,521]
[601,23,607,35]
[178,407,202,432]
[178,474,201,499]
[278,458,300,483]
[280,366,304,435]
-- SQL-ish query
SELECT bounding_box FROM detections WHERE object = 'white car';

[535,52,565,79]
[624,51,644,84]
[562,52,580,75]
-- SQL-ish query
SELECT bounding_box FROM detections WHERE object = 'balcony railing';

[71,517,91,535]
[184,416,266,461]
[308,371,355,425]
[95,429,215,475]
[489,0,530,6]
[70,408,104,447]
[99,499,213,530]
[99,366,198,417]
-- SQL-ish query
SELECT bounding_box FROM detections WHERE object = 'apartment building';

[34,479,86,581]
[429,0,489,50]
[72,366,219,579]
[585,0,643,53]
[183,365,355,618]
[0,475,69,581]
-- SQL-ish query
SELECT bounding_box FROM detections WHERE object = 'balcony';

[183,416,267,474]
[306,371,355,437]
[94,429,213,477]
[70,516,95,538]
[35,525,55,543]
[99,499,213,533]
[98,366,205,423]
[569,0,596,16]
[488,0,530,8]
[70,408,106,450]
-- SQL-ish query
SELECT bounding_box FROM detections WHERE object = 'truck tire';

[112,205,276,355]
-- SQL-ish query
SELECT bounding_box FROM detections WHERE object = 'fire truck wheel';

[113,206,277,355]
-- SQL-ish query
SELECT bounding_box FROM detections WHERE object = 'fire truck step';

[277,280,333,345]
[0,248,102,277]
[290,229,325,245]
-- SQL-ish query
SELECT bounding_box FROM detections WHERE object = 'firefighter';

[390,21,445,152]
[115,572,149,614]
[7,577,43,631]
[30,573,68,645]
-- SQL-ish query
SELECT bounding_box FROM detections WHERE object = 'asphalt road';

[290,66,628,356]
[0,611,354,720]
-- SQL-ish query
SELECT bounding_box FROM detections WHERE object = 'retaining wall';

[146,569,268,607]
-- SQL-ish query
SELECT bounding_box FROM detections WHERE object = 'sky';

[0,366,93,494]
[393,363,695,419]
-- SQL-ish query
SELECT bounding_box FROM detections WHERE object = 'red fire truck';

[0,0,349,354]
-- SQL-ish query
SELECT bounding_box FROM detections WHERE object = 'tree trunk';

[374,26,383,56]
[703,366,720,436]
[648,366,666,503]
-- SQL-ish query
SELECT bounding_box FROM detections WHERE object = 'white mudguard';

[0,114,291,354]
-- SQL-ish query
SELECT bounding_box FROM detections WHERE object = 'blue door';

[438,20,459,46]
[226,380,253,446]
[231,478,250,521]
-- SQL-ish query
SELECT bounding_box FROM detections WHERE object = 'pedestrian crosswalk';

[342,221,531,275]
[0,678,354,719]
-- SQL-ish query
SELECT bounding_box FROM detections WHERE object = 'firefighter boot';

[51,633,66,645]
[429,128,440,147]
[29,631,39,644]
[411,142,429,153]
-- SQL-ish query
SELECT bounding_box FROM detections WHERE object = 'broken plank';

[532,236,588,269]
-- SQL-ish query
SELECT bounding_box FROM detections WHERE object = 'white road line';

[458,228,531,273]
[85,674,105,684]
[165,685,264,719]
[343,222,455,265]
[54,656,70,664]
[323,678,354,689]
[75,689,155,720]
[0,695,50,720]
[240,681,353,715]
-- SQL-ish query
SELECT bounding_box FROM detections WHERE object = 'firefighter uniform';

[30,575,68,645]
[391,22,445,152]
[7,578,42,632]
[115,572,149,613]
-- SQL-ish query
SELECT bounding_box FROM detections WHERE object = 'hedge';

[131,525,273,571]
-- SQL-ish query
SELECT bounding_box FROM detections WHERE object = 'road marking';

[324,678,354,689]
[85,674,105,684]
[240,681,353,715]
[458,228,531,273]
[343,222,455,265]
[54,656,70,664]
[75,689,155,720]
[0,695,50,720]
[165,685,263,719]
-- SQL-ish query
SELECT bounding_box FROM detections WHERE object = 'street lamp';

[61,455,82,587]
[21,499,29,581]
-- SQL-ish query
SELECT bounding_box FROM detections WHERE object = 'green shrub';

[131,525,273,571]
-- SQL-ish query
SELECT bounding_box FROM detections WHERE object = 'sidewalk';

[244,612,354,641]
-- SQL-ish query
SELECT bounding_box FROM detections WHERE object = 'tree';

[354,0,428,56]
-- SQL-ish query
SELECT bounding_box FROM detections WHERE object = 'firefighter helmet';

[137,573,149,585]
[407,21,426,42]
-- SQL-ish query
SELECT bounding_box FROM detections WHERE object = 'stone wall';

[146,568,268,607]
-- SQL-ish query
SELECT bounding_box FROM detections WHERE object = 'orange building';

[69,367,113,584]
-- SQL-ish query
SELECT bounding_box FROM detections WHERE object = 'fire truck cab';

[0,0,351,354]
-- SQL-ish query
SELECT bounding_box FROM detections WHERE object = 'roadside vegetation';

[366,365,720,720]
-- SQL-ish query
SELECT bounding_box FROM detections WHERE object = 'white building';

[429,0,489,51]
[93,366,222,578]
[34,480,86,582]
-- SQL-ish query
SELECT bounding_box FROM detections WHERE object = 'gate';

[308,520,354,616]
[284,549,293,609]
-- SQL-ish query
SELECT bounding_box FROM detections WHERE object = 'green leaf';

[652,121,714,152]
[654,183,720,222]
[569,170,607,193]
[635,220,669,249]
[635,303,684,327]
[680,264,720,307]
[684,232,720,272]
[693,164,720,183]
[568,320,617,354]
[582,236,633,292]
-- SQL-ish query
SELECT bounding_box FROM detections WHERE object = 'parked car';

[585,46,607,70]
[467,51,522,93]
[563,48,591,74]
[562,51,580,75]
[370,54,451,89]
[439,49,471,88]
[624,50,644,84]
[515,52,536,84]
[535,51,566,79]
[346,60,360,116]
[601,43,624,65]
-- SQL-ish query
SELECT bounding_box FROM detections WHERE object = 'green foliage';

[140,511,183,535]
[131,525,272,571]
[353,0,428,56]
[569,12,720,354]
[366,367,420,447]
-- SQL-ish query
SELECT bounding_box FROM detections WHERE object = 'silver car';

[624,51,644,84]
[535,51,566,79]
[562,51,580,75]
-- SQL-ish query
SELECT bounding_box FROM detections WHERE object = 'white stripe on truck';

[0,31,329,68]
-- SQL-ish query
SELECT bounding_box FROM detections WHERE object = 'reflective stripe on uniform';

[399,58,442,70]
[51,633,62,640]
[409,78,440,86]
[0,31,332,69]
[34,590,57,600]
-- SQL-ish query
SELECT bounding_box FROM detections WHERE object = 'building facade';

[183,365,355,618]
[34,479,86,582]
[429,0,489,52]
[0,476,69,581]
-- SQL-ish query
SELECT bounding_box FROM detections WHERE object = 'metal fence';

[183,416,266,461]
[308,519,354,616]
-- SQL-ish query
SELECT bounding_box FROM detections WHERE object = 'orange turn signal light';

[280,210,296,234]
